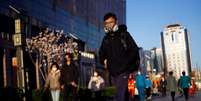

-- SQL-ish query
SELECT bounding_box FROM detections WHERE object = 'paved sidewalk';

[152,90,201,101]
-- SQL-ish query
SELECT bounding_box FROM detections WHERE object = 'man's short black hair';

[66,53,73,59]
[169,71,173,75]
[182,71,186,76]
[103,12,117,21]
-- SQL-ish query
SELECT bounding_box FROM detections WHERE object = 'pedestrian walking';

[99,12,140,101]
[128,74,135,97]
[88,71,105,101]
[160,76,167,96]
[179,71,191,101]
[136,71,146,101]
[167,71,177,101]
[145,75,152,100]
[60,53,79,101]
[45,62,61,101]
[189,78,196,96]
[152,79,160,96]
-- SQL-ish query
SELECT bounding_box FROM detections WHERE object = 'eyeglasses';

[104,20,116,25]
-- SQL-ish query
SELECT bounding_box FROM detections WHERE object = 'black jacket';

[99,25,140,76]
[60,63,79,85]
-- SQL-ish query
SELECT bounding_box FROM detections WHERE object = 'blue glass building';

[0,0,126,89]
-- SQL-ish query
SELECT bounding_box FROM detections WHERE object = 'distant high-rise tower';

[151,48,164,74]
[138,47,147,75]
[161,24,192,79]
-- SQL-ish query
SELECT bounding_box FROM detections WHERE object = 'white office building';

[161,24,192,79]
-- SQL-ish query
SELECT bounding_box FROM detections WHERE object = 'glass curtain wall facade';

[0,0,126,49]
[0,0,126,88]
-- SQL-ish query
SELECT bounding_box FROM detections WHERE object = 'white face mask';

[137,71,141,75]
[52,66,57,71]
[94,72,98,77]
[113,24,118,32]
[104,24,118,33]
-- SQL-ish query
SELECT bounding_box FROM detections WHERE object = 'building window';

[171,31,177,43]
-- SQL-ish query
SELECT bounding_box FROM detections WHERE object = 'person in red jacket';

[189,78,196,96]
[128,74,135,97]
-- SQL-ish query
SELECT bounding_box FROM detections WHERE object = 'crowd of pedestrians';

[128,71,194,101]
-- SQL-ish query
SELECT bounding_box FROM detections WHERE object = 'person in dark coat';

[160,76,167,96]
[60,53,79,101]
[99,12,140,101]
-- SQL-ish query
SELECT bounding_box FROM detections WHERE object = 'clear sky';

[126,0,201,68]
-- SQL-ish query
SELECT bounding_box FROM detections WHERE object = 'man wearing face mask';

[99,12,140,101]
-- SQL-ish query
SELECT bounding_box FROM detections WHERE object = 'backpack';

[120,32,128,50]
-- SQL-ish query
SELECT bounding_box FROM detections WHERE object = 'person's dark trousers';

[130,95,140,101]
[63,84,78,101]
[78,89,92,101]
[170,91,175,101]
[161,87,166,96]
[146,87,151,98]
[183,88,189,101]
[94,90,103,101]
[111,73,129,101]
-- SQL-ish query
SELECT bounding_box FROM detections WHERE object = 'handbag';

[135,88,139,95]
